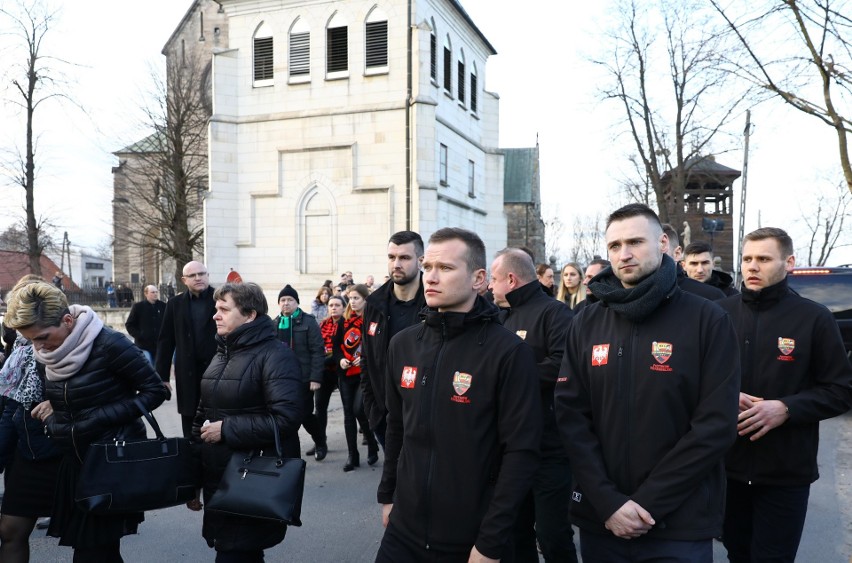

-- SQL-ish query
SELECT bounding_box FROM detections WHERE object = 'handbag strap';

[133,397,166,441]
[267,413,283,460]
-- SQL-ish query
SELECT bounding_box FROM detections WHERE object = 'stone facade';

[503,146,545,262]
[208,0,507,300]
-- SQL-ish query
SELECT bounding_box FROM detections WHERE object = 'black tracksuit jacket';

[719,278,852,486]
[499,280,574,454]
[377,296,542,559]
[554,287,740,540]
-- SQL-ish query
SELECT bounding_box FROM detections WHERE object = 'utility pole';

[736,110,752,285]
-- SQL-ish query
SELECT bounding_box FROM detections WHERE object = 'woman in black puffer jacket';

[4,281,168,563]
[191,282,304,563]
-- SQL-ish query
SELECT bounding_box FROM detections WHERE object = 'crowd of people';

[0,203,851,563]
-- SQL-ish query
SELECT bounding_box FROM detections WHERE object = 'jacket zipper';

[619,341,630,487]
[65,382,83,464]
[421,316,447,550]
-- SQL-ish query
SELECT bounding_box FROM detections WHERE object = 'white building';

[208,0,506,296]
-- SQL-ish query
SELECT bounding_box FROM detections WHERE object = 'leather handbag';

[206,414,306,526]
[76,398,200,513]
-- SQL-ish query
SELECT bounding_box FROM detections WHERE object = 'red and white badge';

[368,322,378,336]
[400,366,417,388]
[592,344,609,366]
[778,337,795,356]
[652,341,672,364]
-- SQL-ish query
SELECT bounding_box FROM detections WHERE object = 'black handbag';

[76,398,200,514]
[206,414,306,526]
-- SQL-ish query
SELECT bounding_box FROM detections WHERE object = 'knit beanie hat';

[278,284,299,303]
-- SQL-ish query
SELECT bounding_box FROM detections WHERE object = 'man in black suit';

[155,261,217,437]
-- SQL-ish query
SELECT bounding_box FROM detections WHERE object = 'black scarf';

[589,254,678,323]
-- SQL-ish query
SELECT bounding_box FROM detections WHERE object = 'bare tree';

[0,220,56,254]
[797,180,851,266]
[0,0,75,276]
[543,205,567,265]
[567,213,606,267]
[594,0,752,227]
[113,51,211,288]
[711,0,852,196]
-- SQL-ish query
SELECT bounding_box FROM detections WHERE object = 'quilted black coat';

[193,315,304,553]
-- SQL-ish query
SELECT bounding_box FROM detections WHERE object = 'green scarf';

[278,307,301,330]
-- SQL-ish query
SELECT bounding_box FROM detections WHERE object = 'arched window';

[443,35,452,95]
[365,7,388,72]
[298,185,336,273]
[326,12,348,76]
[429,18,437,82]
[470,62,478,114]
[253,22,274,84]
[289,17,310,80]
[457,49,466,106]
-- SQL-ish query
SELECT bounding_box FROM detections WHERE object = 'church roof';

[661,155,741,182]
[113,132,165,155]
[503,147,539,203]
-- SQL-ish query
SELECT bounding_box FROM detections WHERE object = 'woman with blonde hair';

[332,284,378,471]
[4,281,168,562]
[556,262,586,309]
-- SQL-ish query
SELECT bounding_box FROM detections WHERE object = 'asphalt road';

[11,395,852,562]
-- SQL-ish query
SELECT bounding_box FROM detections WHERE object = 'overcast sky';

[1,0,848,265]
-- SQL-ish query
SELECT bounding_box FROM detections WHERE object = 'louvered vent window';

[457,61,465,104]
[290,32,310,76]
[365,21,387,68]
[471,73,478,113]
[254,36,273,81]
[327,26,348,73]
[430,34,437,80]
[443,46,452,94]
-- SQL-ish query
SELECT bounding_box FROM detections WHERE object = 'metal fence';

[64,282,178,308]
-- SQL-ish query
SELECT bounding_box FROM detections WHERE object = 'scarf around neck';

[34,305,104,381]
[278,307,301,330]
[589,254,678,323]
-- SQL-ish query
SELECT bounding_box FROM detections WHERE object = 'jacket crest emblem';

[778,337,795,356]
[368,322,378,336]
[453,371,472,395]
[652,342,673,364]
[592,344,609,366]
[401,366,417,389]
[515,330,527,340]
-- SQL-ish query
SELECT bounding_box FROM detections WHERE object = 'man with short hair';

[156,261,218,437]
[361,231,427,448]
[719,227,852,563]
[662,224,726,301]
[365,274,376,291]
[377,227,542,563]
[125,285,166,365]
[274,285,327,460]
[555,203,740,562]
[490,248,577,563]
[574,258,611,312]
[683,241,738,296]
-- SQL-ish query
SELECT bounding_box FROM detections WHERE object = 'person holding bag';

[191,282,304,563]
[4,281,168,563]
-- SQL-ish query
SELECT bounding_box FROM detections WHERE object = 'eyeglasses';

[183,272,208,279]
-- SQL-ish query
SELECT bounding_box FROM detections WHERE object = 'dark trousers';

[181,414,194,439]
[300,383,325,447]
[723,479,810,563]
[514,453,577,562]
[73,541,122,563]
[313,372,336,446]
[580,530,712,563]
[377,523,514,563]
[373,415,387,449]
[339,375,377,457]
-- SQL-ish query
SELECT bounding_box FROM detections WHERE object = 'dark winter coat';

[124,299,166,354]
[273,309,324,384]
[0,398,61,465]
[554,287,740,541]
[378,296,542,559]
[43,327,168,462]
[719,278,852,486]
[677,264,726,301]
[155,287,218,416]
[193,316,304,553]
[360,276,426,429]
[499,280,574,454]
[708,270,739,296]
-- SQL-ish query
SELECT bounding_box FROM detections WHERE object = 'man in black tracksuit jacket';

[377,228,541,562]
[555,204,740,561]
[490,248,577,563]
[718,227,852,562]
[361,231,427,448]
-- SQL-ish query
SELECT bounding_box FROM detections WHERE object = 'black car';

[787,267,852,357]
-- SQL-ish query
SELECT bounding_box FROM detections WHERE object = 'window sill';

[253,79,274,88]
[289,75,311,84]
[430,78,440,88]
[443,90,453,101]
[457,102,467,110]
[440,180,448,187]
[326,70,350,81]
[365,66,389,76]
